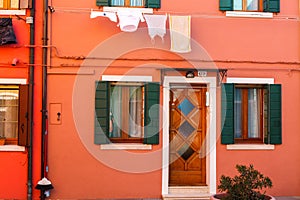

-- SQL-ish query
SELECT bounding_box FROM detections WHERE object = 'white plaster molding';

[227,144,275,150]
[226,77,274,84]
[103,6,153,14]
[0,9,26,16]
[100,143,152,150]
[102,75,152,82]
[0,145,25,152]
[0,78,27,84]
[226,11,273,18]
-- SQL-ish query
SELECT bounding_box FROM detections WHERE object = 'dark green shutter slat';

[268,84,282,144]
[221,83,235,144]
[263,0,280,13]
[146,0,161,8]
[96,0,109,6]
[144,82,160,144]
[94,81,110,144]
[219,0,233,11]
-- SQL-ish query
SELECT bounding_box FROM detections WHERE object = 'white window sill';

[0,145,25,152]
[226,11,273,18]
[227,144,275,150]
[103,6,153,14]
[0,9,26,16]
[100,143,152,150]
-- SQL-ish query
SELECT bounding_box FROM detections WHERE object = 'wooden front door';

[169,84,207,186]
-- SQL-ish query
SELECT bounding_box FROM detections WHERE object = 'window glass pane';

[234,88,242,138]
[111,0,124,6]
[248,88,260,138]
[247,0,258,10]
[129,86,143,137]
[234,0,243,10]
[130,0,143,6]
[109,83,144,140]
[110,86,122,138]
[0,89,18,138]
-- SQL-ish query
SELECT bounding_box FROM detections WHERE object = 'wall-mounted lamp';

[185,71,195,78]
[11,58,19,66]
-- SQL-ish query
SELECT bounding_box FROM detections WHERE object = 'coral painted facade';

[0,0,299,199]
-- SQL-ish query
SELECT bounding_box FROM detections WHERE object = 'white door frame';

[162,76,217,195]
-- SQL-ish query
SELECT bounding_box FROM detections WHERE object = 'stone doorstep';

[163,186,210,200]
[162,193,210,200]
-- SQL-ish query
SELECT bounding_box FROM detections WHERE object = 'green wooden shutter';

[96,0,110,6]
[146,0,161,8]
[268,84,282,144]
[95,81,110,144]
[221,83,235,144]
[18,85,29,146]
[263,0,280,13]
[144,82,160,144]
[219,0,233,11]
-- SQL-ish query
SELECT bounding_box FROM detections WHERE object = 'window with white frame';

[0,0,30,9]
[96,0,160,8]
[94,81,160,145]
[221,83,282,145]
[0,85,28,146]
[219,0,280,13]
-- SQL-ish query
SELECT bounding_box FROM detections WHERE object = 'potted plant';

[211,164,275,200]
[0,135,6,145]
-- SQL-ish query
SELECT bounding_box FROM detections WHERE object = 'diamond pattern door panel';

[169,84,207,186]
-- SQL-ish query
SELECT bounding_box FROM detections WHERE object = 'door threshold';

[163,193,210,200]
[165,187,210,200]
[168,186,209,194]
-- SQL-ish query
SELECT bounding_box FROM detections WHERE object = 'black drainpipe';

[28,0,35,199]
[41,0,49,199]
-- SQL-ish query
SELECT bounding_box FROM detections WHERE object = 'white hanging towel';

[169,15,191,53]
[90,10,118,22]
[117,10,145,32]
[144,14,167,43]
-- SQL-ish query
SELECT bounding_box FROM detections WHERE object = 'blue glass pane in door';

[178,98,194,116]
[178,121,195,138]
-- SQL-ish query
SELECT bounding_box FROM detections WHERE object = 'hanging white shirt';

[117,10,145,32]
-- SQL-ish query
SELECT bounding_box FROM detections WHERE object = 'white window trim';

[227,144,275,150]
[100,143,152,150]
[103,6,153,14]
[0,78,27,152]
[226,77,275,150]
[0,9,26,15]
[226,11,273,18]
[0,145,25,152]
[0,78,27,84]
[100,75,153,150]
[102,75,152,82]
[226,77,274,84]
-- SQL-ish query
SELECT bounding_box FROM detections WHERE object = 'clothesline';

[51,7,300,21]
[90,9,192,53]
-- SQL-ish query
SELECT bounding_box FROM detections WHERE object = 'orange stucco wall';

[0,0,295,199]
[0,1,44,199]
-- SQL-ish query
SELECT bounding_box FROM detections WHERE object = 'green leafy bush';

[217,164,273,200]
